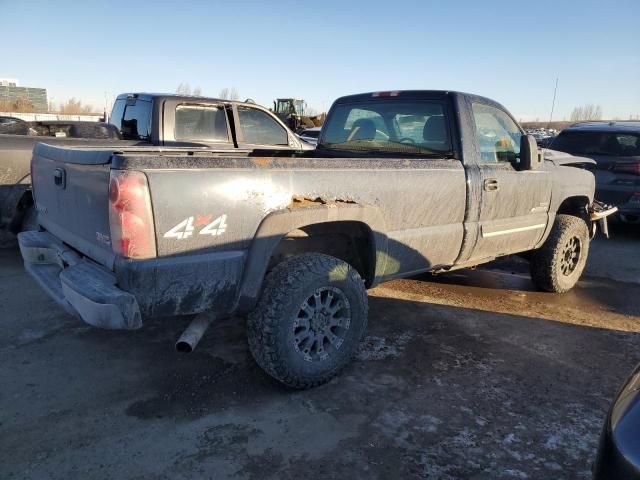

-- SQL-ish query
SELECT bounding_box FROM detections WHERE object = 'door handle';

[53,168,66,189]
[483,178,499,191]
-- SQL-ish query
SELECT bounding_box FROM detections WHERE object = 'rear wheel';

[247,253,368,389]
[530,214,589,293]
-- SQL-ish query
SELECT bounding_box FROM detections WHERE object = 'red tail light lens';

[108,170,156,259]
[612,162,640,176]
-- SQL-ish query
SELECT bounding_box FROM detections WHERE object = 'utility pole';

[548,77,558,127]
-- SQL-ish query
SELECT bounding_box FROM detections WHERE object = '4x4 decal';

[163,214,228,240]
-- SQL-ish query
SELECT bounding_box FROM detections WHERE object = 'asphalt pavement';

[1,224,639,479]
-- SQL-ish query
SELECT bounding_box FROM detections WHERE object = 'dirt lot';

[1,225,639,480]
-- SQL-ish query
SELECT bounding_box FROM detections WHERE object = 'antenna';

[548,77,558,127]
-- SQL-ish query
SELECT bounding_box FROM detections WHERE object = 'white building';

[0,78,20,87]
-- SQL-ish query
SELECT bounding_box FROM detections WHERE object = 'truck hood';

[543,149,596,167]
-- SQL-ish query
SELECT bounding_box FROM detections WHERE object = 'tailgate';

[32,143,116,268]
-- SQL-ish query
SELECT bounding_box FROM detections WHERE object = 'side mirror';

[519,134,543,171]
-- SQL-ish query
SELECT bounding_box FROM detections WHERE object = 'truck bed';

[30,142,467,319]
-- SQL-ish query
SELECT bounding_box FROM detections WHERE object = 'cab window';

[321,100,451,156]
[109,99,126,132]
[175,105,229,142]
[237,107,288,145]
[472,103,521,163]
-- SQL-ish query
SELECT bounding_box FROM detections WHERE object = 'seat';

[422,116,450,151]
[348,118,376,141]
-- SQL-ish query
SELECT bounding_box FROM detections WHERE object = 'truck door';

[467,102,552,261]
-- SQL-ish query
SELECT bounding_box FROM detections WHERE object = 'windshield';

[320,100,452,156]
[551,131,640,157]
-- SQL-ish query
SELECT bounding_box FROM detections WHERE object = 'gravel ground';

[1,224,639,479]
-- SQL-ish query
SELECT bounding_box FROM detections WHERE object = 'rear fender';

[235,203,386,314]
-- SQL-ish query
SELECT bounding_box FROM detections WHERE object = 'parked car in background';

[525,127,558,148]
[298,126,321,146]
[28,120,118,139]
[593,363,640,479]
[536,135,556,148]
[0,116,33,135]
[550,122,640,223]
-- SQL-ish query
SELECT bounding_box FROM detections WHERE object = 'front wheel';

[529,214,589,293]
[247,253,368,389]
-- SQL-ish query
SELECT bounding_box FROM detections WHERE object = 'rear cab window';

[110,98,152,141]
[320,99,453,157]
[109,99,126,132]
[174,105,230,143]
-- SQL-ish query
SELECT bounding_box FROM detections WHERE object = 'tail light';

[109,170,156,259]
[612,162,640,176]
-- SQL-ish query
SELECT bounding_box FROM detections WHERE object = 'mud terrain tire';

[248,253,368,389]
[530,214,589,293]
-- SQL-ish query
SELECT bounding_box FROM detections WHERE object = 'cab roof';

[332,90,490,104]
[115,92,258,108]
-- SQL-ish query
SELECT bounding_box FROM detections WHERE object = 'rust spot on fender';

[289,196,357,208]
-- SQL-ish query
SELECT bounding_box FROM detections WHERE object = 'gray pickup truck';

[1,93,309,233]
[19,90,613,388]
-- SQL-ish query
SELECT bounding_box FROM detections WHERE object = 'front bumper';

[18,230,142,329]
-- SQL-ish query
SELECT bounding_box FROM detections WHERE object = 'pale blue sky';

[2,0,639,120]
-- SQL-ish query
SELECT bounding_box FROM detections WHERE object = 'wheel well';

[268,221,375,286]
[556,196,590,222]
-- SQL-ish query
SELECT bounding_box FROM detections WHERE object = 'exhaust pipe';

[175,314,214,353]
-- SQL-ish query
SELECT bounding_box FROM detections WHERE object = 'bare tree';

[176,83,203,96]
[59,98,95,114]
[0,97,36,112]
[176,83,191,95]
[218,87,240,100]
[570,104,603,122]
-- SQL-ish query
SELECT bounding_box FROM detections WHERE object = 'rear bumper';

[18,230,247,329]
[18,230,142,329]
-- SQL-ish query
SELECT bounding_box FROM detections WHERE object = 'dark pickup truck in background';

[19,90,614,388]
[0,93,310,234]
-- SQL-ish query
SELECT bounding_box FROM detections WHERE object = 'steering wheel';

[398,137,415,144]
